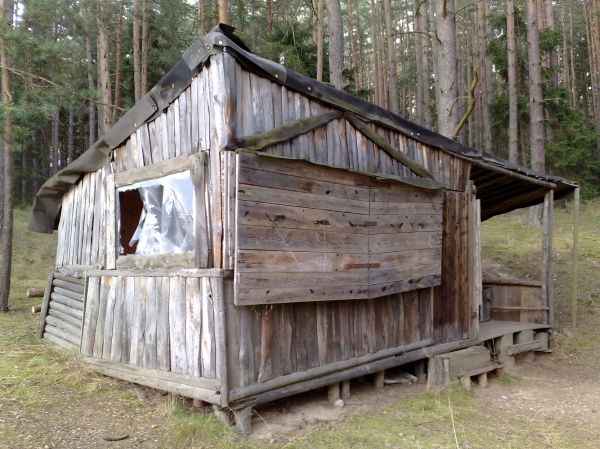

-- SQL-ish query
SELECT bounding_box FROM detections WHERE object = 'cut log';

[32,305,42,314]
[26,287,45,297]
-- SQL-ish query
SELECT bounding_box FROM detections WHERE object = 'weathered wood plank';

[93,277,111,358]
[144,277,158,369]
[130,277,147,366]
[110,276,125,363]
[169,276,187,374]
[200,277,216,378]
[185,277,202,377]
[101,277,118,359]
[156,277,171,371]
[81,277,100,356]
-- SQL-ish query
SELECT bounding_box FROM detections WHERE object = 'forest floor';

[1,202,600,449]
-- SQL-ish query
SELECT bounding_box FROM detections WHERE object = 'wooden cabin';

[31,25,576,434]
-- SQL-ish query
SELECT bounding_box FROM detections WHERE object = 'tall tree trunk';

[0,0,13,312]
[133,0,142,101]
[543,0,558,90]
[51,110,60,173]
[31,130,40,196]
[86,34,96,146]
[218,0,229,24]
[382,0,399,113]
[113,0,125,121]
[371,0,381,105]
[527,0,545,173]
[198,0,206,35]
[316,0,324,82]
[347,0,359,91]
[414,0,430,127]
[568,5,577,108]
[434,0,460,138]
[326,0,344,89]
[584,0,600,154]
[67,103,74,164]
[476,0,492,151]
[97,0,113,135]
[141,0,149,96]
[507,0,519,164]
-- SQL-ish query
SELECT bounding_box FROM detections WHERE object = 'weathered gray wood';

[50,292,83,310]
[46,315,81,337]
[116,252,195,269]
[143,277,158,369]
[173,98,182,157]
[37,273,55,339]
[233,406,253,436]
[93,277,111,358]
[212,277,228,405]
[113,155,191,187]
[45,323,80,346]
[169,276,188,374]
[121,276,135,364]
[228,338,432,400]
[49,301,84,320]
[82,357,222,403]
[191,151,209,267]
[201,278,216,378]
[129,277,147,366]
[48,307,82,329]
[570,188,580,328]
[222,151,236,270]
[52,286,83,302]
[344,113,435,179]
[156,277,171,371]
[230,111,343,152]
[110,277,125,363]
[53,278,86,294]
[233,339,470,407]
[101,277,118,358]
[44,332,77,350]
[79,268,228,278]
[341,380,351,399]
[327,383,340,403]
[185,277,202,377]
[105,175,116,269]
[542,190,554,327]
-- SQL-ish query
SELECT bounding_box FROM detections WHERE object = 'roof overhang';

[30,24,577,233]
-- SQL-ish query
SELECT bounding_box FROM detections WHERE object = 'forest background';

[0,0,598,309]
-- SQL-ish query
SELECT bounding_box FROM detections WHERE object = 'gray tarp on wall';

[29,24,576,233]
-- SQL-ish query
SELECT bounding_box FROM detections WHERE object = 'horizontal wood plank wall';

[234,67,469,192]
[235,153,443,304]
[80,275,219,379]
[225,284,434,390]
[485,284,546,324]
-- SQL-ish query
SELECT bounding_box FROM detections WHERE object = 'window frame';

[112,155,199,270]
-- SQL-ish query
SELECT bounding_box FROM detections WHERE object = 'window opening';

[117,170,195,256]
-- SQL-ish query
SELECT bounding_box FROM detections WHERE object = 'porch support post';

[570,187,580,329]
[541,190,554,330]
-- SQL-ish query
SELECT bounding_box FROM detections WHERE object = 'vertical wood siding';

[81,275,219,379]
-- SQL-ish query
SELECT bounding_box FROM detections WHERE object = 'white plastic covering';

[119,171,195,255]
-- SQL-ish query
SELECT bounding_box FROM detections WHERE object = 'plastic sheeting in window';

[118,171,195,255]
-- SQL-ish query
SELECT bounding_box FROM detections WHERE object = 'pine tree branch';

[0,65,126,111]
[452,67,479,141]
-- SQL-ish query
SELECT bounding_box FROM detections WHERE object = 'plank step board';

[42,274,86,350]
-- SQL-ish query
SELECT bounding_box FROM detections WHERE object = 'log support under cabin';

[233,406,253,437]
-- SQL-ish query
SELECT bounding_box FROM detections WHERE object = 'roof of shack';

[30,24,577,233]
